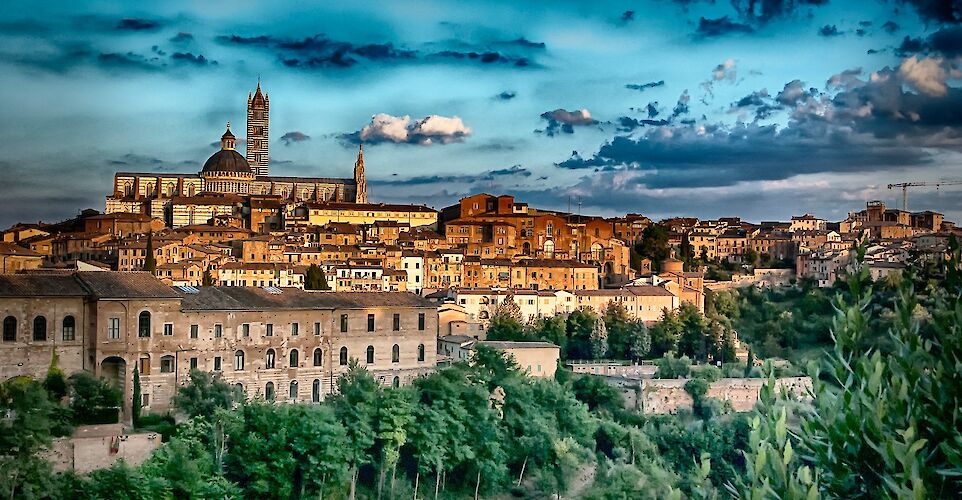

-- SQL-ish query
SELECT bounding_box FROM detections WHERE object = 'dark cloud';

[882,21,900,33]
[280,131,310,145]
[0,42,93,74]
[430,50,532,67]
[496,91,517,100]
[625,80,665,91]
[116,18,161,31]
[621,10,636,23]
[108,153,163,166]
[171,52,215,65]
[728,0,830,24]
[646,102,660,119]
[894,27,962,58]
[170,32,194,44]
[370,164,530,186]
[538,109,598,136]
[0,20,49,34]
[97,52,163,71]
[217,34,416,68]
[730,90,779,120]
[499,37,545,49]
[896,36,926,56]
[818,25,842,37]
[897,0,962,25]
[695,16,754,38]
[672,90,690,118]
[617,116,670,131]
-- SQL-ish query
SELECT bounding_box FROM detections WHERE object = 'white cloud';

[898,56,948,97]
[357,113,471,145]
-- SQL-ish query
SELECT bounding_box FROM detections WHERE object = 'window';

[367,314,375,332]
[314,322,321,336]
[266,323,274,336]
[139,356,150,375]
[289,349,299,367]
[33,316,47,341]
[142,393,150,406]
[266,349,276,369]
[289,380,298,401]
[340,314,349,332]
[417,344,425,362]
[235,350,245,370]
[418,313,425,331]
[393,313,400,331]
[62,315,75,341]
[312,379,321,403]
[392,344,400,363]
[190,324,198,339]
[366,345,375,364]
[214,324,222,338]
[241,324,250,337]
[339,347,348,365]
[313,348,323,366]
[2,316,15,342]
[265,382,275,401]
[214,356,222,371]
[137,311,151,337]
[160,355,175,373]
[392,376,400,388]
[190,357,198,370]
[164,323,173,336]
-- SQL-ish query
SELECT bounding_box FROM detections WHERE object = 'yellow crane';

[887,181,962,211]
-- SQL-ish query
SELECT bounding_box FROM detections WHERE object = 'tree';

[649,308,683,357]
[627,321,651,361]
[636,224,671,272]
[132,366,142,427]
[331,361,379,499]
[528,316,568,358]
[486,313,526,342]
[675,303,711,362]
[143,231,157,274]
[43,351,68,401]
[172,370,238,418]
[602,302,631,359]
[375,389,414,498]
[679,232,695,271]
[286,404,350,499]
[654,353,690,379]
[566,308,598,360]
[201,266,214,287]
[0,377,58,499]
[494,294,524,322]
[589,315,609,360]
[68,372,122,424]
[304,263,330,290]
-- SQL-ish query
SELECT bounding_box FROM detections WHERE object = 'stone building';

[0,272,438,417]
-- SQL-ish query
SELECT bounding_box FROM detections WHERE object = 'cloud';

[171,52,215,65]
[701,59,737,99]
[882,21,900,34]
[280,131,311,145]
[538,109,598,136]
[897,0,962,25]
[495,91,517,100]
[345,113,472,145]
[646,102,660,118]
[621,10,635,23]
[97,52,163,71]
[827,67,863,89]
[730,90,778,120]
[898,56,950,96]
[728,0,831,24]
[695,16,754,38]
[116,18,161,31]
[430,50,532,67]
[500,37,545,49]
[898,27,962,58]
[818,25,842,37]
[217,33,416,68]
[170,32,194,44]
[625,80,665,92]
[672,90,691,118]
[370,164,530,186]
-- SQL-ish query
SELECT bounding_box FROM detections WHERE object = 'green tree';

[602,302,631,359]
[201,266,214,287]
[649,308,683,357]
[304,263,330,290]
[636,224,671,272]
[494,294,524,322]
[131,366,142,427]
[172,370,238,418]
[0,377,58,499]
[375,388,414,498]
[566,308,598,359]
[332,360,379,499]
[68,372,122,424]
[655,353,691,379]
[486,313,526,341]
[589,315,609,360]
[287,404,350,499]
[43,351,68,401]
[627,321,652,361]
[143,231,157,274]
[528,316,568,358]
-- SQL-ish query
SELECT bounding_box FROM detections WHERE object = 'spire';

[354,143,367,203]
[221,122,236,150]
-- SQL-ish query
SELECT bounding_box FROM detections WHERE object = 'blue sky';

[2,0,962,227]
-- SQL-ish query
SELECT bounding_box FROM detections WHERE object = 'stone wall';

[610,376,812,414]
[567,362,657,379]
[47,424,162,474]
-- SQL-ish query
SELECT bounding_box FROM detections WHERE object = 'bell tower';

[354,144,367,203]
[246,81,269,176]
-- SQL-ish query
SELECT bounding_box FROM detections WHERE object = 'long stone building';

[0,272,438,417]
[105,83,367,229]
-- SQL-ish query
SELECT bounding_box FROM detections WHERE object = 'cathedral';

[105,83,368,229]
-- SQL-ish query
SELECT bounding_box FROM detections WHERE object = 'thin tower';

[354,144,367,203]
[246,81,269,176]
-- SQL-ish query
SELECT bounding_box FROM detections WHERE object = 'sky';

[2,0,962,227]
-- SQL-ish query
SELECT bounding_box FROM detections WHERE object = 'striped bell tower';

[246,81,269,176]
[354,144,367,203]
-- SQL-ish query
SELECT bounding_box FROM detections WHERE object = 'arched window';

[418,344,425,362]
[543,239,555,258]
[235,383,244,396]
[62,315,76,341]
[265,382,275,401]
[160,355,175,373]
[266,349,276,369]
[289,349,299,367]
[392,344,400,363]
[312,379,321,403]
[366,345,375,364]
[392,376,400,388]
[3,316,16,342]
[235,350,245,370]
[289,380,298,401]
[138,311,151,337]
[546,222,554,235]
[339,347,348,366]
[313,348,323,367]
[33,316,47,341]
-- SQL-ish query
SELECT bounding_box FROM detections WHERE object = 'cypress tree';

[143,231,157,274]
[132,366,142,426]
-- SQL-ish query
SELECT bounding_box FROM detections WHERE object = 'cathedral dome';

[202,124,252,175]
[202,149,251,174]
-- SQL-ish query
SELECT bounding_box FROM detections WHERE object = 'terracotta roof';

[0,242,42,257]
[0,272,181,299]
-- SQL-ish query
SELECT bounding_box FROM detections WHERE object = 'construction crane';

[887,181,962,211]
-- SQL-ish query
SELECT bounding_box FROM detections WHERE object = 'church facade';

[105,84,365,229]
